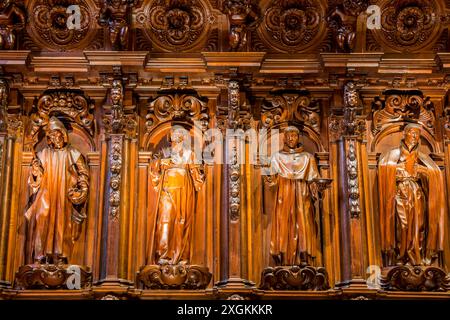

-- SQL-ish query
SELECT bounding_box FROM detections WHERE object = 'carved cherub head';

[344,81,361,108]
[111,80,123,106]
[46,117,68,149]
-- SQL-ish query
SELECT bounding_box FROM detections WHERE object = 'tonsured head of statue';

[46,117,68,149]
[283,126,301,149]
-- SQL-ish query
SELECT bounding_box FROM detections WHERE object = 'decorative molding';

[327,0,369,52]
[346,140,361,219]
[136,0,213,52]
[259,265,330,290]
[380,266,450,292]
[371,90,435,134]
[137,264,212,290]
[257,0,327,53]
[15,264,92,290]
[26,0,98,51]
[261,91,320,134]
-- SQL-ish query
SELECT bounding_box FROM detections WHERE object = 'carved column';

[330,82,368,290]
[215,80,254,291]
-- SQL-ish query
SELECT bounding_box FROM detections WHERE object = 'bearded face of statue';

[404,127,420,149]
[47,129,65,149]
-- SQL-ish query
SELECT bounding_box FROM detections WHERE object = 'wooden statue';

[265,126,321,267]
[378,123,444,267]
[0,0,25,50]
[149,126,205,265]
[24,117,90,265]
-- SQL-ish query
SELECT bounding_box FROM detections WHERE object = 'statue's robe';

[149,149,204,265]
[378,141,444,266]
[269,146,320,266]
[25,146,89,264]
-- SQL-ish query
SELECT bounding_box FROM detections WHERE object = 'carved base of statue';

[380,265,450,292]
[137,264,212,290]
[259,265,330,291]
[14,263,92,290]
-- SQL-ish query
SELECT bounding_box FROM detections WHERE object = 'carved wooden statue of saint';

[149,126,205,266]
[378,123,444,267]
[267,126,321,266]
[24,117,90,265]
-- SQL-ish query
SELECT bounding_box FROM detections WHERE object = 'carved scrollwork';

[146,93,209,133]
[27,90,94,148]
[371,90,435,134]
[369,0,445,52]
[27,0,97,51]
[380,265,450,292]
[0,0,26,50]
[261,92,320,134]
[15,264,92,290]
[136,0,213,52]
[137,264,212,290]
[327,0,369,52]
[257,0,327,53]
[259,265,330,290]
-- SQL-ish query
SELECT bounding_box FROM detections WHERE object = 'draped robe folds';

[269,146,320,266]
[149,149,204,265]
[25,146,89,264]
[378,141,444,266]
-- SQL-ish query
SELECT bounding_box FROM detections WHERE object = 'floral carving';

[137,0,212,52]
[257,0,326,53]
[370,0,444,52]
[27,0,97,51]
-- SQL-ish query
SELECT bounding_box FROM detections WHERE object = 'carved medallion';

[26,0,98,51]
[369,0,445,52]
[257,0,327,53]
[137,264,212,290]
[136,0,213,52]
[15,264,92,290]
[380,265,450,291]
[259,265,330,290]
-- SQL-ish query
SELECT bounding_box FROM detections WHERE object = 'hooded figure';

[378,123,444,267]
[25,117,89,264]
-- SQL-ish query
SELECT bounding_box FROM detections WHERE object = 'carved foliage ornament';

[27,0,97,51]
[262,92,320,134]
[109,135,122,219]
[370,0,445,52]
[372,90,435,134]
[137,0,213,52]
[257,0,326,53]
[146,93,209,133]
[259,265,330,290]
[28,90,94,147]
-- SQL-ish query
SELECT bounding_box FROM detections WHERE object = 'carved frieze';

[261,92,320,134]
[136,0,213,52]
[371,90,435,134]
[26,0,98,51]
[369,0,446,52]
[256,0,327,53]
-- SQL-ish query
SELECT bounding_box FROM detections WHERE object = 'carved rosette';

[27,90,94,148]
[109,135,122,219]
[380,266,450,292]
[259,265,330,290]
[146,93,209,133]
[15,264,92,290]
[137,264,212,290]
[257,0,327,53]
[26,0,98,51]
[372,90,435,134]
[370,0,445,52]
[261,93,320,134]
[136,0,213,52]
